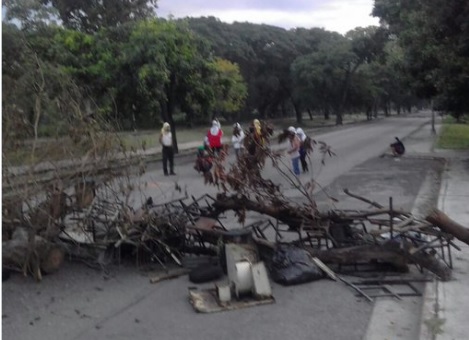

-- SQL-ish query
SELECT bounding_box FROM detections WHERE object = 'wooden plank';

[311,257,338,281]
[188,288,275,313]
[149,268,190,284]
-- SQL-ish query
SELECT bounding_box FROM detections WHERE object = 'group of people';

[159,118,313,178]
[159,119,406,179]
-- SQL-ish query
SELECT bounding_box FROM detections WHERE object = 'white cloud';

[157,0,379,34]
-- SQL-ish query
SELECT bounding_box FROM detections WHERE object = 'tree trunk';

[324,106,330,120]
[292,100,303,125]
[212,194,317,230]
[254,238,450,280]
[426,208,469,245]
[384,102,389,116]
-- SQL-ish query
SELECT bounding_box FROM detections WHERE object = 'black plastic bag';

[271,244,324,285]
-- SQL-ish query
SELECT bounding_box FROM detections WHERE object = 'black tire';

[189,264,223,283]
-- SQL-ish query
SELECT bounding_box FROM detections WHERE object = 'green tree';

[44,0,158,33]
[210,58,247,121]
[373,0,469,120]
[118,19,215,151]
[3,0,59,30]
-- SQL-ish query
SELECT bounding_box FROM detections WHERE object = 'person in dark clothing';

[390,137,405,157]
[296,127,309,173]
[194,146,213,174]
[159,122,176,176]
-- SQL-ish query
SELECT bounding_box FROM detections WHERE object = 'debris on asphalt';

[3,119,469,315]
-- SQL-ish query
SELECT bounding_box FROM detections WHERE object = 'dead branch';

[344,188,384,208]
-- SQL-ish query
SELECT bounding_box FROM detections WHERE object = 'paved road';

[142,114,431,207]
[3,113,441,340]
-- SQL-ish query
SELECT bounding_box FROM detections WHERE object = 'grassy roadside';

[437,115,469,149]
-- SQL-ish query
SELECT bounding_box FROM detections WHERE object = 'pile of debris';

[4,166,469,311]
[3,118,469,313]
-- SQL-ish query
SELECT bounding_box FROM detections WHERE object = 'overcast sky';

[156,0,380,34]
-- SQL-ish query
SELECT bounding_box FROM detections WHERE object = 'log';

[2,228,64,279]
[383,240,452,281]
[212,193,316,229]
[253,237,451,281]
[149,268,190,284]
[307,245,409,272]
[40,246,65,274]
[426,208,469,246]
[253,237,408,271]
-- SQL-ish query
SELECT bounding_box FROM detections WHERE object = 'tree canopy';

[373,0,469,119]
[3,0,466,148]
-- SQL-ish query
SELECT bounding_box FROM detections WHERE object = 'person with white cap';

[231,122,245,160]
[287,126,301,176]
[296,127,309,173]
[159,122,176,176]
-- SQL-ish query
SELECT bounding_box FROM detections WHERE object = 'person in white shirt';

[287,126,301,176]
[159,122,175,176]
[231,123,245,160]
[296,127,309,173]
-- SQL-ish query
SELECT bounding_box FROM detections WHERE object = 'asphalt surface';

[2,112,444,340]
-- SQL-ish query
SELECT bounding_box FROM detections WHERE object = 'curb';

[417,152,469,340]
[420,278,443,340]
[363,153,447,340]
[418,157,450,340]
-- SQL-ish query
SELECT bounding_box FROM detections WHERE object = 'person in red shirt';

[206,119,223,156]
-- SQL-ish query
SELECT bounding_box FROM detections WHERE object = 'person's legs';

[162,147,169,175]
[292,157,300,176]
[300,148,308,172]
[169,148,175,175]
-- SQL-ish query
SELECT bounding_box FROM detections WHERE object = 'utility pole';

[431,99,436,134]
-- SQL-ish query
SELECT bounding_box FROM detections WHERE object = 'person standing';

[207,119,223,156]
[296,127,309,173]
[253,119,264,146]
[231,123,245,159]
[287,126,301,176]
[159,122,175,176]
